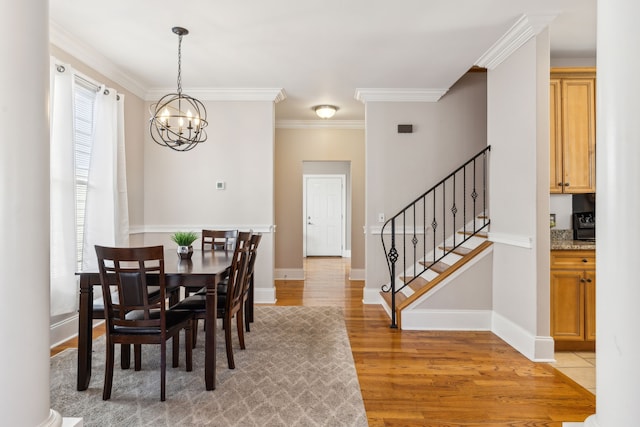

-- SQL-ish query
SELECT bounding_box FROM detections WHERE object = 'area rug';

[50,306,368,426]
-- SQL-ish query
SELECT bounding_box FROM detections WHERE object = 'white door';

[304,175,344,256]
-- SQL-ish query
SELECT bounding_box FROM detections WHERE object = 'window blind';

[73,79,97,270]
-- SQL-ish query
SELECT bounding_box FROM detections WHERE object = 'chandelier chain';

[177,34,183,95]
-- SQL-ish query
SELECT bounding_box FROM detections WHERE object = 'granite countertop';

[550,229,596,251]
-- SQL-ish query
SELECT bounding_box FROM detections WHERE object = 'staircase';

[380,147,491,329]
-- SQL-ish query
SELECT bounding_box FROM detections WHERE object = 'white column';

[586,0,640,426]
[0,1,61,426]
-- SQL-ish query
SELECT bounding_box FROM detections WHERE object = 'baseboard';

[50,314,79,348]
[363,287,383,304]
[349,268,365,281]
[274,268,305,280]
[254,286,276,304]
[491,311,555,362]
[401,309,492,331]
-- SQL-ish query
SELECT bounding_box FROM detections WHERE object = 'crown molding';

[475,13,558,70]
[354,88,448,103]
[49,21,148,99]
[275,120,365,130]
[144,87,287,103]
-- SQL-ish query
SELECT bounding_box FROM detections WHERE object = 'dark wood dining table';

[76,248,233,391]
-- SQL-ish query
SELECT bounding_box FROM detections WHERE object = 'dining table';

[76,248,233,391]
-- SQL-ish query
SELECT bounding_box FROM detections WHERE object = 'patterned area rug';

[50,306,368,426]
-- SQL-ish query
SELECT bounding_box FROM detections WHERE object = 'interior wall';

[363,72,488,301]
[274,128,365,278]
[486,31,552,361]
[142,100,276,303]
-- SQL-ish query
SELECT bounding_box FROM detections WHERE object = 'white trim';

[491,311,555,362]
[144,87,286,103]
[488,232,532,248]
[37,409,63,427]
[50,314,79,348]
[131,224,275,234]
[50,21,147,99]
[402,309,492,331]
[254,286,276,304]
[475,14,557,70]
[61,418,83,427]
[363,287,384,304]
[276,120,365,130]
[349,268,365,281]
[355,88,448,103]
[343,249,352,258]
[274,268,305,280]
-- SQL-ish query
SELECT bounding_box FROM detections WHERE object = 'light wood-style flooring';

[51,256,595,426]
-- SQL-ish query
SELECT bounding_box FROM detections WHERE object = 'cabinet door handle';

[582,259,588,263]
[586,278,592,283]
[564,182,570,186]
[558,182,563,186]
[580,278,586,283]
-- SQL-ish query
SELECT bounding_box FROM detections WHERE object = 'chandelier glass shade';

[149,27,208,152]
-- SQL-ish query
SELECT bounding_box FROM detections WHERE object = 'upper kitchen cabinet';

[550,68,596,194]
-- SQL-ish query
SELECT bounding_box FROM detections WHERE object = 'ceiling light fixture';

[313,105,338,119]
[149,27,208,151]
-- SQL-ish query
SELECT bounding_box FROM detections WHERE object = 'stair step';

[458,230,488,238]
[380,290,407,307]
[439,245,472,256]
[400,276,430,292]
[419,260,450,274]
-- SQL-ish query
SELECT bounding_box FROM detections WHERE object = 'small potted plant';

[171,231,198,260]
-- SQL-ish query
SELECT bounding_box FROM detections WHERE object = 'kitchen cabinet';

[550,68,596,194]
[550,250,595,351]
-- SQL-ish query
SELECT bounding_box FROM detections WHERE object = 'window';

[73,79,97,270]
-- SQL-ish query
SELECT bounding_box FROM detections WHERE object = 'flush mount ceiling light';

[313,105,338,119]
[149,27,208,151]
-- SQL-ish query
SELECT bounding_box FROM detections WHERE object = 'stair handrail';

[380,145,491,328]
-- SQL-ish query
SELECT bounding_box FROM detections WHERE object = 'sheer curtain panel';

[50,62,77,316]
[81,86,129,272]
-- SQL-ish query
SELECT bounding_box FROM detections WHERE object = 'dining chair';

[241,233,262,332]
[95,245,194,401]
[182,229,240,299]
[201,229,239,252]
[171,232,251,369]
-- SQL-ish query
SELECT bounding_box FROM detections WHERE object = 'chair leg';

[237,310,246,350]
[224,316,235,369]
[120,344,131,369]
[172,333,180,368]
[160,341,166,402]
[191,319,199,348]
[245,300,251,332]
[103,341,115,400]
[134,344,142,371]
[185,326,193,372]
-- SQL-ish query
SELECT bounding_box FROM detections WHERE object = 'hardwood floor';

[275,257,595,427]
[51,256,595,426]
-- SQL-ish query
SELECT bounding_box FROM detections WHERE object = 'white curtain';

[50,62,78,316]
[81,86,129,272]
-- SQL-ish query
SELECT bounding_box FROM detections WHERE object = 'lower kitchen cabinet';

[550,250,595,351]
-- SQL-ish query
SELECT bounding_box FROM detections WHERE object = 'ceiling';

[49,0,596,122]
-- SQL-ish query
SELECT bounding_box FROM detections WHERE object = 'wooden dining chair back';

[95,245,193,401]
[171,232,252,369]
[241,233,262,332]
[201,229,239,252]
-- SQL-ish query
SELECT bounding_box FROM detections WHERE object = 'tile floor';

[551,351,596,395]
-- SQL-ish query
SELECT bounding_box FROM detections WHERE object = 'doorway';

[303,174,346,256]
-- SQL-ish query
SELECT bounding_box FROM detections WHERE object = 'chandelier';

[149,27,208,151]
